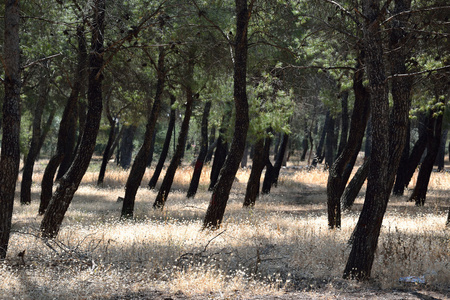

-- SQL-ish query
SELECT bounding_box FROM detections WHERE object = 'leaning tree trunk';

[187,101,212,198]
[39,25,87,215]
[121,48,165,219]
[21,71,53,205]
[97,95,119,186]
[153,83,195,209]
[118,124,137,169]
[0,0,21,259]
[392,120,410,196]
[327,56,370,228]
[148,94,176,190]
[203,0,251,229]
[262,132,288,194]
[410,107,444,206]
[40,0,105,238]
[243,136,271,207]
[208,116,229,191]
[344,0,411,281]
[341,157,370,210]
[343,0,391,281]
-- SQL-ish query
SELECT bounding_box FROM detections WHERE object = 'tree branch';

[387,65,450,80]
[21,53,63,70]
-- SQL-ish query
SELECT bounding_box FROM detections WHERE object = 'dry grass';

[2,160,450,299]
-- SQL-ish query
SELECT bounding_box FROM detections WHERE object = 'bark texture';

[203,0,251,228]
[0,0,21,259]
[187,101,212,198]
[148,94,176,190]
[39,26,87,214]
[153,84,195,209]
[121,49,165,218]
[327,57,370,228]
[40,0,105,238]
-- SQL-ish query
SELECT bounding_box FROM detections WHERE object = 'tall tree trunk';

[203,0,251,229]
[410,107,444,206]
[148,94,176,190]
[205,126,216,163]
[344,0,411,280]
[0,0,21,259]
[240,142,249,168]
[243,136,271,207]
[327,56,370,228]
[118,124,137,169]
[40,0,105,238]
[435,129,447,172]
[341,157,370,210]
[392,120,410,196]
[208,116,229,191]
[153,83,195,209]
[300,118,309,161]
[262,132,289,194]
[315,110,330,164]
[121,48,165,219]
[39,25,87,214]
[337,91,349,156]
[187,101,212,198]
[21,70,53,205]
[97,95,119,186]
[343,0,391,281]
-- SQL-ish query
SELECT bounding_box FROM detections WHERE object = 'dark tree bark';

[262,132,289,194]
[337,91,349,156]
[97,95,119,186]
[315,110,330,164]
[243,136,271,207]
[203,0,251,229]
[300,118,309,161]
[364,118,372,157]
[39,25,87,215]
[153,82,195,209]
[344,0,411,281]
[208,117,229,191]
[121,48,166,219]
[21,70,54,205]
[241,142,249,168]
[392,120,410,196]
[148,94,176,190]
[118,124,137,169]
[205,126,216,163]
[0,0,21,259]
[435,129,447,172]
[187,101,212,198]
[410,107,444,206]
[341,158,370,210]
[40,0,105,238]
[327,56,370,228]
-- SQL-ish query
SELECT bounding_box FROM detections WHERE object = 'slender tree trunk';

[153,83,195,209]
[148,94,176,190]
[21,70,53,205]
[337,91,349,156]
[327,56,370,228]
[263,132,288,194]
[435,130,447,172]
[243,136,271,207]
[187,101,212,198]
[392,120,410,196]
[39,25,87,214]
[0,0,21,259]
[241,143,249,168]
[205,126,216,163]
[118,124,137,169]
[316,110,330,164]
[203,0,251,229]
[208,118,229,191]
[341,158,370,210]
[97,96,118,186]
[40,0,105,238]
[410,107,444,206]
[343,0,391,281]
[121,48,165,219]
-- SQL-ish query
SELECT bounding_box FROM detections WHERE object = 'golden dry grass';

[2,160,450,299]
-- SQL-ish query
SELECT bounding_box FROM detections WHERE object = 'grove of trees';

[1,0,449,283]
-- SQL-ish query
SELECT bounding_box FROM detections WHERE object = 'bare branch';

[387,65,450,80]
[21,53,63,70]
[322,0,363,27]
[191,0,231,45]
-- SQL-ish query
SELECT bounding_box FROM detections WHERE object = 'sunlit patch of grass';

[2,160,449,298]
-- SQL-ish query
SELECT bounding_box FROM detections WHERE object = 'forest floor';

[1,158,449,299]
